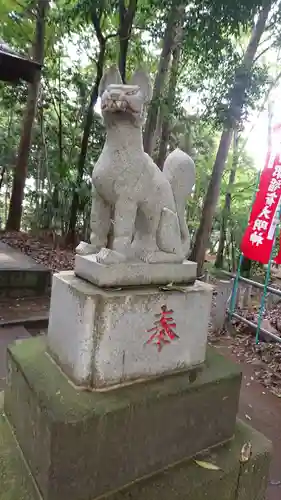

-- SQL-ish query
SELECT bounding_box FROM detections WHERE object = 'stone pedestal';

[5,337,241,500]
[48,271,212,389]
[1,337,271,500]
[0,404,272,500]
[75,254,197,287]
[0,262,272,500]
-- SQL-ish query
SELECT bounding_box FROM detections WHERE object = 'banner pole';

[256,199,281,343]
[229,170,261,319]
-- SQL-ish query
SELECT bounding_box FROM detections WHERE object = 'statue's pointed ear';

[129,69,152,104]
[98,66,122,97]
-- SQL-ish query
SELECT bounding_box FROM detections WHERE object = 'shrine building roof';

[0,40,41,84]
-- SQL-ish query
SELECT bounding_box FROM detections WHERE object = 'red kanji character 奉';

[145,305,179,352]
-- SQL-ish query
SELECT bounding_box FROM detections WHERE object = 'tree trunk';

[157,43,181,169]
[215,129,239,269]
[241,257,252,278]
[66,9,120,243]
[0,167,6,192]
[143,4,183,155]
[215,217,227,270]
[190,1,271,276]
[58,48,63,167]
[0,109,13,193]
[190,128,234,269]
[118,0,138,82]
[6,0,48,231]
[67,41,106,242]
[230,225,236,272]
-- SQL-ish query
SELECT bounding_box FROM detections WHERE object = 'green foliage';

[0,0,278,258]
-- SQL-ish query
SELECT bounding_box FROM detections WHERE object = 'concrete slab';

[0,242,51,298]
[0,242,45,270]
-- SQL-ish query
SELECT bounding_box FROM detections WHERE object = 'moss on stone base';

[0,402,271,500]
[6,337,241,421]
[5,337,242,500]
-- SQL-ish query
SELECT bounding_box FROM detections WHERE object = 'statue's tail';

[163,148,195,257]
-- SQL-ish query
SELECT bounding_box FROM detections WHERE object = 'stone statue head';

[98,66,152,126]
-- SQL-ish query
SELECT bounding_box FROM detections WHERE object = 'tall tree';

[190,0,272,275]
[215,129,239,269]
[67,7,117,242]
[143,2,183,155]
[67,0,139,241]
[118,0,138,82]
[156,42,181,169]
[6,0,49,231]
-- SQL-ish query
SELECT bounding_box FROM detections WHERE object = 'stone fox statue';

[76,66,195,264]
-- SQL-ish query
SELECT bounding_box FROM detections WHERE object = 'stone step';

[0,395,40,500]
[102,420,272,500]
[0,268,51,298]
[0,314,49,329]
[4,336,242,500]
[0,241,51,298]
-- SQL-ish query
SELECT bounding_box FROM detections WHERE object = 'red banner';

[241,128,281,264]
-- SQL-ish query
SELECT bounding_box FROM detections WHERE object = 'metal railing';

[221,270,281,298]
[220,270,281,343]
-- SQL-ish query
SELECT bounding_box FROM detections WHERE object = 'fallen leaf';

[240,442,252,463]
[270,480,281,486]
[159,282,188,293]
[194,460,221,471]
[159,283,190,293]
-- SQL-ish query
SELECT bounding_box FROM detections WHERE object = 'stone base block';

[47,271,213,389]
[75,254,197,287]
[5,337,241,500]
[0,392,271,500]
[105,420,272,500]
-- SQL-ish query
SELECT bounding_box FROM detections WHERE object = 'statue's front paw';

[96,248,127,264]
[76,241,99,255]
[138,250,155,263]
[140,250,184,264]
